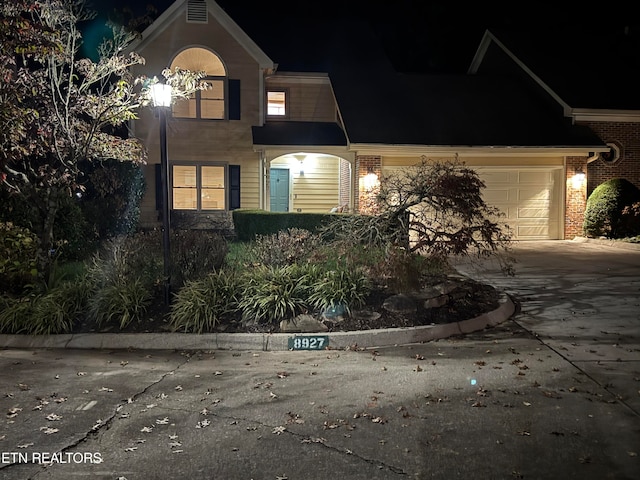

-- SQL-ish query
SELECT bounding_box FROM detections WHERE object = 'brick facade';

[355,155,381,212]
[579,121,640,195]
[565,156,588,239]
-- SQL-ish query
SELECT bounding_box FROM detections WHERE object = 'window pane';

[173,166,196,187]
[201,188,225,210]
[201,99,225,119]
[173,97,197,118]
[202,80,224,100]
[202,166,224,188]
[267,91,286,116]
[172,166,197,209]
[173,188,197,209]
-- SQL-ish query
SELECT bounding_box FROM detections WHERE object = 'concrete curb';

[0,294,516,351]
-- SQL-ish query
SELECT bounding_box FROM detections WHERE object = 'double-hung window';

[267,90,287,117]
[172,165,226,210]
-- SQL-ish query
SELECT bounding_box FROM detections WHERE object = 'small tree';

[325,158,514,274]
[0,0,207,277]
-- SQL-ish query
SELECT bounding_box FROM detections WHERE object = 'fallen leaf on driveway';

[7,407,22,418]
[196,419,211,429]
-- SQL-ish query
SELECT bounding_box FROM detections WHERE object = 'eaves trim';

[571,109,640,123]
[348,144,611,158]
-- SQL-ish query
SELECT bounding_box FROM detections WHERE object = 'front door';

[270,168,289,212]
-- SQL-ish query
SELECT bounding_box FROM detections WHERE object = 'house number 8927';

[288,336,329,350]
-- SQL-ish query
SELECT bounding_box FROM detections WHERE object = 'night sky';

[88,0,639,74]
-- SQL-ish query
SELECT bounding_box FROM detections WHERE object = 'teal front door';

[270,168,289,212]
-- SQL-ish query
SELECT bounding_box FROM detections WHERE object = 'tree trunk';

[36,187,60,281]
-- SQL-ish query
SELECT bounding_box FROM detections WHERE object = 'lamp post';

[150,82,172,305]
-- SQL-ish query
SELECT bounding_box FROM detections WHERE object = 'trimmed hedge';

[232,209,341,241]
[583,178,640,239]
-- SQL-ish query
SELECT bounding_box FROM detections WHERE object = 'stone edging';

[0,293,516,351]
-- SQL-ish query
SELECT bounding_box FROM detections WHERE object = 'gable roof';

[469,28,640,120]
[125,0,273,70]
[331,69,604,149]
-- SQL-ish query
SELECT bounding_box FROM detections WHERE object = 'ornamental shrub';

[169,270,240,333]
[583,178,640,238]
[0,222,39,293]
[252,228,320,267]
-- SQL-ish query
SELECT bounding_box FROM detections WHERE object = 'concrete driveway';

[454,239,640,414]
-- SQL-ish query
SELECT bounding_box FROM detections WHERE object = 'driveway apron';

[454,239,640,415]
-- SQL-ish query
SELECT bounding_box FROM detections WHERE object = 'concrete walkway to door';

[453,238,640,416]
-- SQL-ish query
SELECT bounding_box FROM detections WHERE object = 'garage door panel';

[517,171,552,184]
[476,167,562,240]
[518,188,551,201]
[518,225,549,237]
[481,171,511,183]
[518,207,551,219]
[483,189,510,203]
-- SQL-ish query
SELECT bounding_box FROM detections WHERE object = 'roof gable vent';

[186,0,208,24]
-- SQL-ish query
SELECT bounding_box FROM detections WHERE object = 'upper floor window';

[170,47,226,120]
[267,90,287,117]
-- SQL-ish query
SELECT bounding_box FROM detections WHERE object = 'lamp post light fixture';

[150,82,173,305]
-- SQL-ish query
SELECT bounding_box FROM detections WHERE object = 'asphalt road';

[0,239,638,480]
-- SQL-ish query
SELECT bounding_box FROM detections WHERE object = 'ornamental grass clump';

[308,267,371,317]
[238,264,314,326]
[169,270,240,333]
[0,280,86,334]
[86,278,151,330]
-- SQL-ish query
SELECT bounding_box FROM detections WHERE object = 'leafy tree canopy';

[0,0,207,276]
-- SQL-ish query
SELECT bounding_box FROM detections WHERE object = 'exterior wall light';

[363,168,379,191]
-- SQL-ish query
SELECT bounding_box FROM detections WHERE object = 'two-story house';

[128,0,621,240]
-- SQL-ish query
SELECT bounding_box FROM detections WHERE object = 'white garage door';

[475,167,563,240]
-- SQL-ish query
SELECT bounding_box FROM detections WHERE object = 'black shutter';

[155,164,162,211]
[229,165,240,210]
[228,79,241,120]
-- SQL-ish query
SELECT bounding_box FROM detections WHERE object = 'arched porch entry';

[264,152,354,213]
